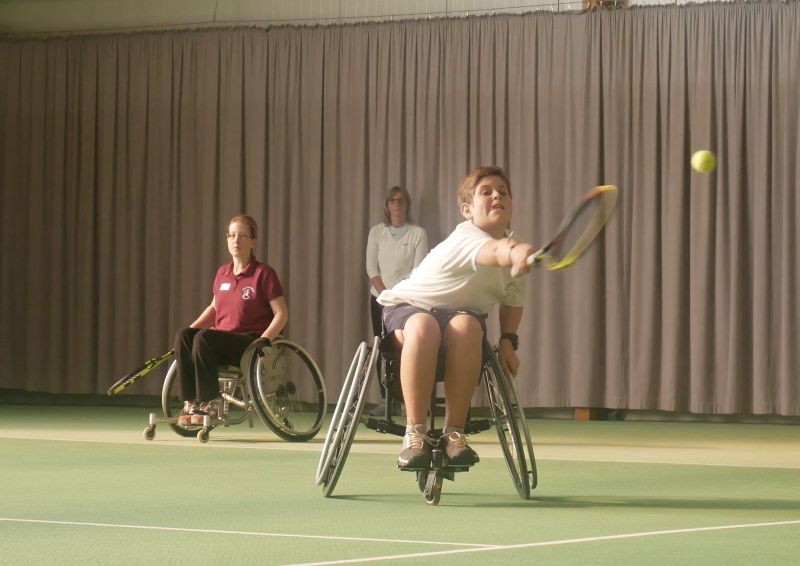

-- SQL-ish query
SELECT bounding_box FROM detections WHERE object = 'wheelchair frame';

[316,336,537,504]
[143,338,327,443]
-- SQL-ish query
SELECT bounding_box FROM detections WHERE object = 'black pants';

[174,327,257,402]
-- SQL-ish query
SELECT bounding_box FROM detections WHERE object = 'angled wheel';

[416,470,427,493]
[316,337,379,497]
[162,360,208,438]
[423,472,443,506]
[483,347,538,498]
[247,339,327,442]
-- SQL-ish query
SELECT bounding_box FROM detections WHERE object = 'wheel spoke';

[248,340,327,442]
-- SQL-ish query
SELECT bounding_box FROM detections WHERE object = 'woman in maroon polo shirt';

[173,214,287,425]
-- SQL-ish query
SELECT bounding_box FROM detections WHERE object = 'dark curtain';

[1,4,798,415]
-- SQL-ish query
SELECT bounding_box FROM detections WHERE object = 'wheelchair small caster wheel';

[197,428,210,443]
[423,473,442,506]
[143,426,156,441]
[416,470,427,493]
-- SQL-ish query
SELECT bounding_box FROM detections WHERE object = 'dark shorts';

[382,304,487,336]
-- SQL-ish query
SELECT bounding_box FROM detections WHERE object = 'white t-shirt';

[377,221,526,315]
[366,223,429,297]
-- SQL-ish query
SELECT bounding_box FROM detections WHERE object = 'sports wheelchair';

[316,334,537,505]
[143,338,326,443]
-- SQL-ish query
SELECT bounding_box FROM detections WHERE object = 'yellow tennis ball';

[691,150,717,173]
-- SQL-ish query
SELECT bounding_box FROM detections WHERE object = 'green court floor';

[1,405,799,565]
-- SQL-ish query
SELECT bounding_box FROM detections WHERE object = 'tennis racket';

[106,350,174,396]
[516,184,618,275]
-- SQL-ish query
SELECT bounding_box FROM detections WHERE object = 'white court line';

[0,434,323,452]
[0,517,494,548]
[2,433,799,470]
[283,519,800,565]
[531,455,800,471]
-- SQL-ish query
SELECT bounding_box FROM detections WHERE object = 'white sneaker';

[397,429,433,469]
[441,431,480,465]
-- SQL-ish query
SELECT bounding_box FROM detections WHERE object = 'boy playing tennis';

[377,166,535,468]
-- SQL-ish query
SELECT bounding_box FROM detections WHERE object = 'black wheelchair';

[316,334,537,505]
[144,338,326,443]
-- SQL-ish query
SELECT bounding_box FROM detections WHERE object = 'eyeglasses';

[226,233,252,240]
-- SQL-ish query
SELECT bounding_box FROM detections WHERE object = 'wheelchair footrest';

[398,449,474,477]
[148,412,182,425]
[364,417,406,436]
[464,419,492,435]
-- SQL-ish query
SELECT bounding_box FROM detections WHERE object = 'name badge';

[220,282,231,291]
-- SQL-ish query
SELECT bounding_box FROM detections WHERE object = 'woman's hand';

[252,336,272,357]
[370,275,386,294]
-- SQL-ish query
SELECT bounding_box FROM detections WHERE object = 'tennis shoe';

[441,431,480,466]
[190,399,220,425]
[178,401,198,426]
[397,429,434,469]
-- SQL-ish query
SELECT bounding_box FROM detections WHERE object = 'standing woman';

[174,214,288,425]
[365,186,429,414]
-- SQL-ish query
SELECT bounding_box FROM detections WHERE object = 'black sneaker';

[397,429,433,469]
[441,431,480,466]
[190,398,220,425]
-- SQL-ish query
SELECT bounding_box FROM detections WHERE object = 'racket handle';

[511,251,538,278]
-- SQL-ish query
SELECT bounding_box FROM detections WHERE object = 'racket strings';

[547,186,617,270]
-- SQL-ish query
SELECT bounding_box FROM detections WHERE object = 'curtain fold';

[1,4,798,415]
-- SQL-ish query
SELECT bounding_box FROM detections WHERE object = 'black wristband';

[500,332,519,351]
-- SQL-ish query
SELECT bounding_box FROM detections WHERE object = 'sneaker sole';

[444,448,480,466]
[397,456,432,469]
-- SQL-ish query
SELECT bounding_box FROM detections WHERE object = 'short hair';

[228,214,258,240]
[457,166,512,206]
[383,186,413,224]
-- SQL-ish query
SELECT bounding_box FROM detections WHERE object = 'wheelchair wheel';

[483,350,538,498]
[161,361,207,438]
[423,471,443,506]
[247,338,327,442]
[316,337,379,496]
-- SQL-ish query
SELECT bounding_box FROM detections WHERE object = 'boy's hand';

[509,242,537,278]
[498,340,520,377]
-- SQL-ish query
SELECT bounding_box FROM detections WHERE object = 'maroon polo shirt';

[212,259,284,334]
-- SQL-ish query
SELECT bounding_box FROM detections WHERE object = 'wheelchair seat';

[367,335,492,437]
[317,334,537,505]
[143,338,327,444]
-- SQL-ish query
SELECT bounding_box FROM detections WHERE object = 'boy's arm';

[475,238,535,276]
[498,304,523,377]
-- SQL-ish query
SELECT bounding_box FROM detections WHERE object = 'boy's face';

[461,175,512,237]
